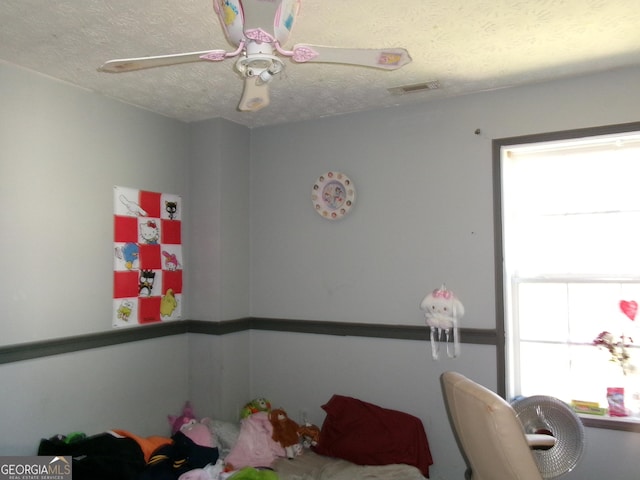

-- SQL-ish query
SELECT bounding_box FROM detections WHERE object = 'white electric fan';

[99,0,412,112]
[512,395,586,478]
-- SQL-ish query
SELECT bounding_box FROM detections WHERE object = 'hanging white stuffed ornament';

[420,284,464,359]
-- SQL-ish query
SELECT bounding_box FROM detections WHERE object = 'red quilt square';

[114,216,138,243]
[163,270,183,294]
[138,296,162,324]
[139,244,162,270]
[139,191,162,218]
[114,271,139,298]
[161,219,182,244]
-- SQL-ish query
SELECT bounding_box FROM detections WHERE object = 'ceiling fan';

[98,0,412,112]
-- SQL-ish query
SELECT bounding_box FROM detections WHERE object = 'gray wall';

[188,117,251,420]
[2,59,640,479]
[1,63,189,343]
[246,67,640,480]
[0,63,251,453]
[188,118,250,322]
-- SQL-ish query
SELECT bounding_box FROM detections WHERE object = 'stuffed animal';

[240,398,272,419]
[141,428,219,480]
[227,467,279,480]
[143,406,219,480]
[224,411,284,471]
[180,418,217,449]
[168,401,197,435]
[269,408,300,459]
[297,424,320,448]
[420,284,464,359]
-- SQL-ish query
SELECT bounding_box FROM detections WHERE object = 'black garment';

[38,433,146,480]
[138,431,219,480]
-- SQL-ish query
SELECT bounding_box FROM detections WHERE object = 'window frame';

[492,121,640,432]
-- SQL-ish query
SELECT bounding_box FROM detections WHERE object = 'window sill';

[579,414,640,433]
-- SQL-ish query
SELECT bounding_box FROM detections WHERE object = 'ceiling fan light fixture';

[235,53,284,79]
[388,80,441,95]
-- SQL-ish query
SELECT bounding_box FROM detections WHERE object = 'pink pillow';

[313,395,433,477]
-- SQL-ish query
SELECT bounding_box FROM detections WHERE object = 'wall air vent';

[388,80,441,95]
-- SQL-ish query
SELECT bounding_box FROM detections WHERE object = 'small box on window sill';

[571,400,607,416]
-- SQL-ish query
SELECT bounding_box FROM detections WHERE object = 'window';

[496,124,640,422]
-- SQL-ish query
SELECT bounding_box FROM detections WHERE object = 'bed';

[218,394,432,480]
[273,450,427,480]
[38,394,433,480]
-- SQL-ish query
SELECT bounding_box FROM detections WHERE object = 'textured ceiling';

[1,0,639,128]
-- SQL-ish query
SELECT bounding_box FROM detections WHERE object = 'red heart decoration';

[620,300,637,321]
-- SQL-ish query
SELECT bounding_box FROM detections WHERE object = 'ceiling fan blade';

[213,0,245,46]
[238,77,270,112]
[273,0,300,45]
[98,50,226,73]
[291,45,412,70]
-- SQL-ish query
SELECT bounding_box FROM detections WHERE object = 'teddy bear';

[268,408,300,459]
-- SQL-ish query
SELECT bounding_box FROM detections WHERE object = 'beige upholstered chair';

[441,371,554,480]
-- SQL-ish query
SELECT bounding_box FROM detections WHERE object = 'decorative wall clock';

[312,171,356,220]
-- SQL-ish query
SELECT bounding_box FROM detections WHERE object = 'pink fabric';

[224,412,285,469]
[180,421,216,448]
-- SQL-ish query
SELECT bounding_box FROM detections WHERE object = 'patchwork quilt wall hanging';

[113,186,183,327]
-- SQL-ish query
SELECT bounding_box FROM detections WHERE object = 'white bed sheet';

[272,450,427,480]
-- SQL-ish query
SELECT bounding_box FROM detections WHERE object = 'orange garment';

[111,429,172,462]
